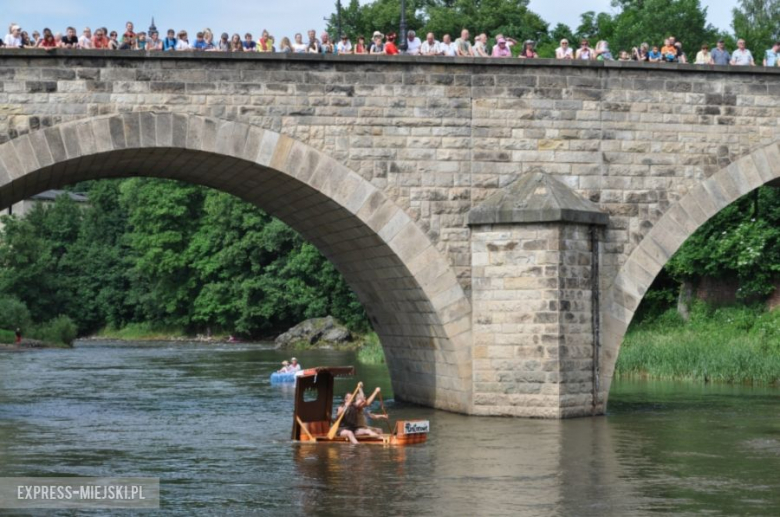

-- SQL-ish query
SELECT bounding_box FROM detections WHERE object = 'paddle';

[296,416,316,442]
[327,382,362,439]
[378,391,393,435]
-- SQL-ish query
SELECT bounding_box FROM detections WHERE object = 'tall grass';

[0,329,16,344]
[94,323,190,341]
[617,303,780,385]
[357,332,385,364]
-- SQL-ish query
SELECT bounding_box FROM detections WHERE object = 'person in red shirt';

[385,32,399,55]
[122,21,135,45]
[92,28,110,49]
[355,35,368,54]
[37,28,57,49]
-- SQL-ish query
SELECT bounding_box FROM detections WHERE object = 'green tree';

[119,179,205,329]
[666,187,780,298]
[0,197,82,324]
[326,0,428,39]
[60,181,134,332]
[425,0,549,44]
[732,0,780,55]
[187,191,367,334]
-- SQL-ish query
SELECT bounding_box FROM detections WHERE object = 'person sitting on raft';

[356,384,388,435]
[336,382,383,444]
[277,360,291,373]
[289,357,301,371]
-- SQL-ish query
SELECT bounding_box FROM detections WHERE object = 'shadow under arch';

[600,141,780,406]
[0,112,473,413]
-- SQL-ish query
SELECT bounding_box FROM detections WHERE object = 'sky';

[5,1,734,40]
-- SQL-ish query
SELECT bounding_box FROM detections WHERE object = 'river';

[1,341,779,516]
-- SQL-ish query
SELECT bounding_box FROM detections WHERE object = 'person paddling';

[336,382,384,443]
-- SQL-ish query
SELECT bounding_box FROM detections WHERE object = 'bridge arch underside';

[600,141,780,404]
[0,114,472,413]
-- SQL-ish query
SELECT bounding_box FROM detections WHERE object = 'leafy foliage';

[0,296,33,331]
[0,180,368,338]
[665,188,780,298]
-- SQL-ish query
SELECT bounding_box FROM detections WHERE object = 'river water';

[1,341,779,516]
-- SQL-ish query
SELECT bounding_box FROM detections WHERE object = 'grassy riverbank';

[356,333,385,364]
[94,323,199,341]
[94,323,387,364]
[617,304,780,385]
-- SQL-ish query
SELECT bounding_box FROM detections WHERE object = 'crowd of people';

[2,20,778,66]
[555,36,776,66]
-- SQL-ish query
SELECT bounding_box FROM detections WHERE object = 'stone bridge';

[1,50,779,418]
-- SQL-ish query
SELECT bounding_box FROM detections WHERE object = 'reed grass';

[94,323,190,341]
[357,332,385,364]
[0,329,16,344]
[617,304,780,385]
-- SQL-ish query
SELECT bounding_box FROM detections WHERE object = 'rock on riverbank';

[274,316,354,350]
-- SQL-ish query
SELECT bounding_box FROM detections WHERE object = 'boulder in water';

[275,316,353,349]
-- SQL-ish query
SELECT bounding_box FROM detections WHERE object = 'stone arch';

[600,141,780,401]
[0,113,473,413]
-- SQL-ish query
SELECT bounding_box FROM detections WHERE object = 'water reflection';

[0,342,778,516]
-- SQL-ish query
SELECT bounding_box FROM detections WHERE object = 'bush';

[31,315,78,346]
[0,296,33,331]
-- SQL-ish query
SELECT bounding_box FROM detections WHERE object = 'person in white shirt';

[175,30,191,51]
[289,358,301,372]
[78,27,93,49]
[420,32,440,56]
[405,29,421,55]
[555,39,573,59]
[4,25,22,48]
[730,38,755,66]
[439,33,456,57]
[291,33,307,53]
[473,33,489,57]
[336,34,352,54]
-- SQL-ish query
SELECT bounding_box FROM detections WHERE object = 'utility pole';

[399,0,407,51]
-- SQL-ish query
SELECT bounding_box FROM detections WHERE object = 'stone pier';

[469,172,608,417]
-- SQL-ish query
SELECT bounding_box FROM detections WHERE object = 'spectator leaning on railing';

[711,40,730,65]
[731,39,755,66]
[764,42,780,67]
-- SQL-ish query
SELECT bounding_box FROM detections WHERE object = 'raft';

[291,366,429,446]
[270,371,298,383]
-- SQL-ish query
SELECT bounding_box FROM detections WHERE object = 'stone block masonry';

[471,223,599,418]
[1,50,780,417]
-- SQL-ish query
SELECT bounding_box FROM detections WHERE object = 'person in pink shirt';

[491,37,512,57]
